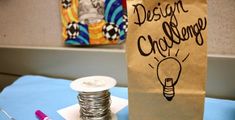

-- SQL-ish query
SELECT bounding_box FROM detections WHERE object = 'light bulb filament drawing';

[163,78,175,101]
[157,57,181,101]
[149,49,189,101]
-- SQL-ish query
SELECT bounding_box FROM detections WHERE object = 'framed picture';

[60,0,127,46]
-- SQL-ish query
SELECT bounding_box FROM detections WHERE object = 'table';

[0,75,234,120]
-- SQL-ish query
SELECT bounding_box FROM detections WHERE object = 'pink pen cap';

[35,110,51,120]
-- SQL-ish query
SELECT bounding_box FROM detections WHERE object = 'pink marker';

[35,110,52,120]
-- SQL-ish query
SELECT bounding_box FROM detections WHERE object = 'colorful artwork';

[60,0,128,45]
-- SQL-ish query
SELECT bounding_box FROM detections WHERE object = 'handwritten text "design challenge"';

[132,0,207,57]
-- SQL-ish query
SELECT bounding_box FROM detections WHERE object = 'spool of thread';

[70,76,117,120]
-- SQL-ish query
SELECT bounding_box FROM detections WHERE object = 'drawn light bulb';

[156,57,182,101]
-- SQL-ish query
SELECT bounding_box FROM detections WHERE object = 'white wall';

[0,0,235,99]
[0,0,235,55]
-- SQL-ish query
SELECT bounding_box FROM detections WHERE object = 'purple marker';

[35,110,51,120]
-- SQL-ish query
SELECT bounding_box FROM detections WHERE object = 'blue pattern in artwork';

[105,0,126,41]
[66,23,89,45]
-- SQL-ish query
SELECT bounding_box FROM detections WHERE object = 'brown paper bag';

[126,0,207,119]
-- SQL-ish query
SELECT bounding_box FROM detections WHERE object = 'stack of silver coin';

[78,90,111,120]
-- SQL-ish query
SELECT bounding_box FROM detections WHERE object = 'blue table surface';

[0,75,234,120]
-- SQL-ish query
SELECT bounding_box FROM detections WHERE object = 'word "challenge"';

[132,0,207,57]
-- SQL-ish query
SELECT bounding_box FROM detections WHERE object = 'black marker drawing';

[149,49,190,101]
[157,56,181,101]
[134,0,207,102]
